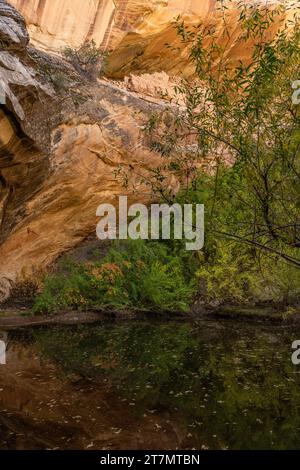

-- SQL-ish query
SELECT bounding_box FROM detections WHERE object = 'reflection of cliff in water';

[0,319,299,450]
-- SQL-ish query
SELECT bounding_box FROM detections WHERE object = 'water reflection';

[1,320,300,449]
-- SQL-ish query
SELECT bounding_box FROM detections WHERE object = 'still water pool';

[0,319,300,449]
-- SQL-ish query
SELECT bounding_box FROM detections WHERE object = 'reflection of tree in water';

[34,322,300,449]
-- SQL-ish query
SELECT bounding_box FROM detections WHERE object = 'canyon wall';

[0,0,171,301]
[7,1,297,78]
[7,0,164,53]
[106,0,298,78]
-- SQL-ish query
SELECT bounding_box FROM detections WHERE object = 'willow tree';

[123,0,300,269]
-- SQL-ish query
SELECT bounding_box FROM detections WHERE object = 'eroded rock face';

[7,0,298,79]
[106,0,298,78]
[7,0,161,53]
[0,0,168,301]
[0,0,28,48]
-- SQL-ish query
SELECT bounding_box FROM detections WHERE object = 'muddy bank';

[0,304,300,330]
[0,308,192,330]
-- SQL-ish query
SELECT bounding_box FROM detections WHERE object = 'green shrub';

[195,236,300,307]
[32,240,196,315]
[63,40,107,80]
[196,241,258,306]
[252,256,300,306]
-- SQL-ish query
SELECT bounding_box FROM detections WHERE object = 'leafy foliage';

[33,240,196,314]
[121,1,300,268]
[63,40,107,80]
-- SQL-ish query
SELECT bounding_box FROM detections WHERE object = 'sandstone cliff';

[7,0,298,79]
[106,0,298,78]
[7,0,162,53]
[0,0,170,301]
